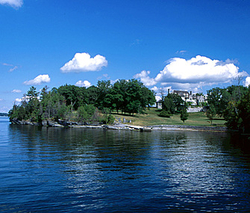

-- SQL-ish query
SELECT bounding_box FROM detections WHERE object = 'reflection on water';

[1,121,250,212]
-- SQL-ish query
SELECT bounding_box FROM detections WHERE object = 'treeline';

[206,85,250,132]
[8,79,156,124]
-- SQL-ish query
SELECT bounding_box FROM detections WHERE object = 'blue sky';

[1,0,250,112]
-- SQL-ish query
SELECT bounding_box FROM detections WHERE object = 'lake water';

[1,116,250,212]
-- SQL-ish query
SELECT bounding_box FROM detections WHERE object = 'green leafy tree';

[206,104,216,125]
[141,86,156,110]
[207,86,248,118]
[163,93,183,114]
[223,100,240,130]
[77,106,88,122]
[168,93,184,113]
[109,79,155,114]
[163,97,175,114]
[207,87,225,116]
[224,87,250,132]
[86,86,99,105]
[58,84,81,110]
[96,80,112,110]
[237,89,250,132]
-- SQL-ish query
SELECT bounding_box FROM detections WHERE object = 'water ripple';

[1,123,250,212]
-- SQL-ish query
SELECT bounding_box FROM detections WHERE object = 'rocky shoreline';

[10,118,228,132]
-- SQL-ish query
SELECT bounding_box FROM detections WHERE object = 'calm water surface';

[1,116,250,212]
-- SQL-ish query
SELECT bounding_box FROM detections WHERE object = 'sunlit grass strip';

[112,108,226,127]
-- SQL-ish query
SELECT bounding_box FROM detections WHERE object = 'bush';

[158,110,172,118]
[99,114,115,124]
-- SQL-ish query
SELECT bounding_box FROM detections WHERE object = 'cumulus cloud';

[75,80,92,88]
[23,74,50,85]
[134,70,156,86]
[157,56,239,83]
[244,77,250,87]
[135,55,247,92]
[0,0,23,8]
[155,55,247,84]
[12,89,21,93]
[60,53,108,73]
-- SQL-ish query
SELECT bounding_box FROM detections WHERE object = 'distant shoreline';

[0,113,8,116]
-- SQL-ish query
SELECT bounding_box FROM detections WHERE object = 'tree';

[163,97,175,114]
[58,84,82,110]
[207,87,226,116]
[207,86,248,117]
[163,93,184,114]
[86,86,99,105]
[77,106,88,123]
[206,104,216,125]
[237,88,250,133]
[8,79,155,123]
[25,86,40,121]
[96,80,112,110]
[26,86,39,99]
[223,100,240,130]
[180,107,189,123]
[224,87,250,132]
[141,86,156,110]
[109,79,155,114]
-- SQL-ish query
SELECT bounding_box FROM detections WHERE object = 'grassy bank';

[113,108,226,127]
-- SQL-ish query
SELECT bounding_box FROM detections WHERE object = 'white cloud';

[244,77,250,87]
[155,96,161,102]
[15,98,22,102]
[176,50,187,54]
[2,63,18,72]
[9,66,18,72]
[75,80,92,88]
[23,74,50,85]
[97,73,110,80]
[15,96,31,103]
[111,79,119,84]
[151,86,172,100]
[160,81,205,91]
[2,63,12,66]
[60,53,108,73]
[134,70,156,86]
[134,55,247,92]
[155,55,247,84]
[0,98,3,101]
[0,0,23,8]
[12,89,21,93]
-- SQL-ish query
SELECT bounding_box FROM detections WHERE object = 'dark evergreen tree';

[180,107,189,123]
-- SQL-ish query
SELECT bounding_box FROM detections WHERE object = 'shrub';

[158,110,171,118]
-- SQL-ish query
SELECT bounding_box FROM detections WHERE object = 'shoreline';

[104,124,228,132]
[10,118,228,132]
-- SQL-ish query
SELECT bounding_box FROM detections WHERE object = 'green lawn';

[112,108,226,127]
